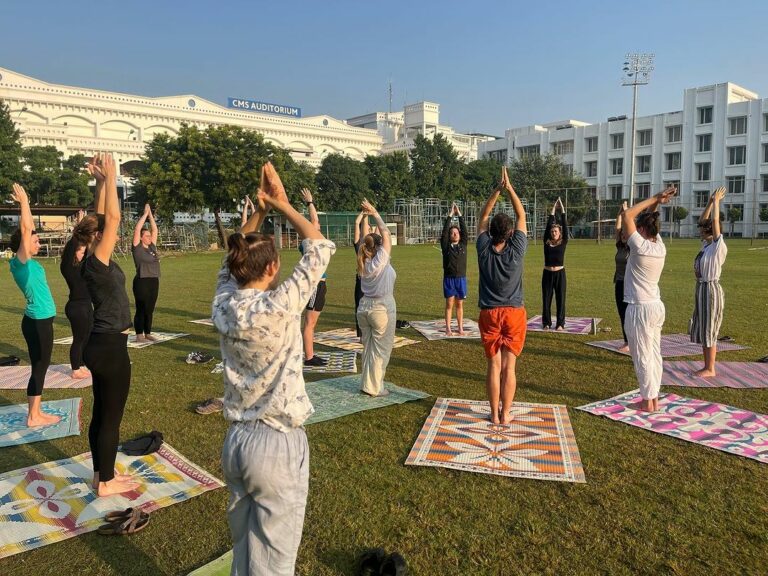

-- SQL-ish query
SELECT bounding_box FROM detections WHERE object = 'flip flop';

[717,336,734,342]
[380,552,408,576]
[105,507,137,523]
[98,509,150,535]
[356,547,386,576]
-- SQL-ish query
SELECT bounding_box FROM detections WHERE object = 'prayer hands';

[101,154,116,181]
[712,186,726,202]
[260,162,289,204]
[656,185,677,204]
[86,154,106,182]
[10,183,28,204]
[502,166,515,194]
[144,204,151,216]
[361,199,378,215]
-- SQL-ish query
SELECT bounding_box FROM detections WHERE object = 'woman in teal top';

[9,183,60,428]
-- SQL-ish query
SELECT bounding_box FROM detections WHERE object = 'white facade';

[347,101,496,162]
[0,67,383,173]
[480,83,768,237]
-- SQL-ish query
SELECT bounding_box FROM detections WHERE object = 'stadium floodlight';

[622,53,655,206]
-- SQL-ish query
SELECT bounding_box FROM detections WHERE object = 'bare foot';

[135,334,147,343]
[556,326,564,332]
[500,414,514,426]
[618,344,630,353]
[445,329,453,337]
[97,477,140,497]
[636,398,655,413]
[144,333,157,342]
[72,367,90,379]
[693,368,717,378]
[457,328,465,336]
[652,397,660,412]
[27,411,61,427]
[490,413,500,425]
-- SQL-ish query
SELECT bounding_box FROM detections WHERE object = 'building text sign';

[227,98,301,118]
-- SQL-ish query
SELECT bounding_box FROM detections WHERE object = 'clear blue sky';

[2,0,766,136]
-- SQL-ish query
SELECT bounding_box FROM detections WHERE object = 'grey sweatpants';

[357,294,396,396]
[222,420,309,576]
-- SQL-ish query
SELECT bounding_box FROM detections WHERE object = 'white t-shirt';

[361,247,396,298]
[694,235,727,282]
[624,231,666,304]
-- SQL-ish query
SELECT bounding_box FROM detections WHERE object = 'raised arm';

[10,183,35,264]
[361,199,390,254]
[479,187,501,235]
[560,205,569,243]
[441,213,452,249]
[133,204,150,247]
[260,162,321,241]
[459,214,467,245]
[502,166,527,235]
[301,188,321,232]
[94,154,120,265]
[616,201,628,242]
[354,211,365,244]
[87,154,106,215]
[240,196,270,235]
[711,187,725,239]
[622,185,676,238]
[147,206,158,244]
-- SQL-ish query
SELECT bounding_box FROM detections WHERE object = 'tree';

[409,134,466,200]
[316,154,369,211]
[464,158,504,200]
[364,152,414,210]
[672,206,689,237]
[20,146,64,204]
[759,207,768,223]
[0,100,24,193]
[727,206,742,237]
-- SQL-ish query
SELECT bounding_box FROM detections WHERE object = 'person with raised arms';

[476,166,528,425]
[440,202,468,336]
[131,203,160,342]
[299,187,328,367]
[613,201,630,353]
[213,162,335,575]
[353,209,370,339]
[621,185,677,412]
[541,197,568,330]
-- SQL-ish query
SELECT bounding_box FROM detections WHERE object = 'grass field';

[1,238,767,576]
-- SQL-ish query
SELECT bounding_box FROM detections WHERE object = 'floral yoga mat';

[526,315,600,335]
[0,443,224,559]
[406,398,586,483]
[576,390,767,464]
[586,334,748,357]
[0,398,81,448]
[0,364,91,390]
[662,361,768,389]
[313,328,419,353]
[409,319,481,341]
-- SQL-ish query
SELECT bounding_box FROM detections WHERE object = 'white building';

[0,66,383,175]
[480,82,768,237]
[347,101,496,162]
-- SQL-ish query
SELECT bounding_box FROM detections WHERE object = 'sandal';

[98,508,150,535]
[380,552,407,576]
[717,335,734,342]
[356,547,386,576]
[104,507,137,523]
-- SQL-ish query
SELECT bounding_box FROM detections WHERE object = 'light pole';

[622,53,654,206]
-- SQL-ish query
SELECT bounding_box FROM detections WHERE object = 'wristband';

[305,201,314,206]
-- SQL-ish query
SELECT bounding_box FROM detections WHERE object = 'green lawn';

[1,239,767,576]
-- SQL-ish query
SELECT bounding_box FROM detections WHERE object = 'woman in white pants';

[356,199,396,397]
[621,186,677,412]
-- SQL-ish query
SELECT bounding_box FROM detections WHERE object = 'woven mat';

[54,331,189,349]
[0,364,92,389]
[662,361,768,389]
[189,318,214,326]
[0,398,81,448]
[406,398,586,483]
[586,334,748,357]
[313,328,419,353]
[526,315,600,335]
[302,351,357,374]
[409,319,481,341]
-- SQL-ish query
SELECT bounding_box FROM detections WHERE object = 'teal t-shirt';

[9,257,56,319]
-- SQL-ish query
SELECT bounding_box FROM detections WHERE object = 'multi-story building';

[480,82,768,237]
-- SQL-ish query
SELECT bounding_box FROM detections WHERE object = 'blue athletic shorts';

[443,276,467,299]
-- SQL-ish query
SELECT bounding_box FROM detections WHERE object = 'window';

[763,174,768,193]
[666,125,682,143]
[586,187,597,197]
[698,106,713,125]
[729,116,747,136]
[519,145,540,158]
[727,175,745,195]
[636,183,651,199]
[695,190,710,208]
[552,140,574,155]
[662,207,672,222]
[696,162,711,181]
[763,143,768,163]
[764,113,768,132]
[611,158,623,175]
[584,161,597,177]
[664,180,680,193]
[636,155,651,173]
[585,136,598,152]
[727,146,746,165]
[665,152,681,170]
[610,185,623,200]
[637,129,652,146]
[488,150,507,163]
[697,134,712,152]
[611,133,624,150]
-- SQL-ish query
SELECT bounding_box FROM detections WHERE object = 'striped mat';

[527,315,600,335]
[54,331,189,349]
[663,361,768,389]
[409,319,481,340]
[586,334,748,357]
[314,328,419,353]
[0,364,92,389]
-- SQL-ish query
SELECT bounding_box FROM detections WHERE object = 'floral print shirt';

[212,238,336,431]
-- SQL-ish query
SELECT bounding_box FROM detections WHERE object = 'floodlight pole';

[622,53,654,206]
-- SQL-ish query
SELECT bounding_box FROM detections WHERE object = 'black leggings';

[354,275,364,338]
[65,300,93,370]
[84,332,131,483]
[21,315,54,397]
[614,280,629,343]
[133,277,159,335]
[541,269,567,329]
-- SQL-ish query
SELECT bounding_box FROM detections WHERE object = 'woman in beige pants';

[356,199,397,397]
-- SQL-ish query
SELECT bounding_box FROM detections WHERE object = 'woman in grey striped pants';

[689,187,728,378]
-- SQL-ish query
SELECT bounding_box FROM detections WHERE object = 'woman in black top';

[82,153,138,497]
[613,202,630,352]
[132,204,160,342]
[60,211,96,379]
[542,198,568,330]
[353,210,370,339]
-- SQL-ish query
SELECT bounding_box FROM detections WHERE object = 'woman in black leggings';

[613,202,630,353]
[82,153,138,497]
[132,204,160,342]
[60,211,96,379]
[542,198,568,330]
[353,210,369,339]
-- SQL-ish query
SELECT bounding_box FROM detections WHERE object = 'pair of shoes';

[395,320,410,329]
[196,397,224,415]
[98,508,150,535]
[186,351,214,364]
[357,548,407,576]
[304,355,328,367]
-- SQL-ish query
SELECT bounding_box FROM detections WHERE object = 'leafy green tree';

[759,207,768,223]
[316,153,369,210]
[59,154,90,205]
[409,134,466,200]
[727,206,742,237]
[673,206,689,237]
[0,100,24,193]
[433,133,467,200]
[464,158,504,200]
[20,146,62,204]
[364,152,414,210]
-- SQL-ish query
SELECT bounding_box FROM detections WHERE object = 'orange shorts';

[478,307,527,358]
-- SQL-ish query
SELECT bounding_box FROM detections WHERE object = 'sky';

[2,0,767,136]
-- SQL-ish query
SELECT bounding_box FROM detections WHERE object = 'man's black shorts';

[306,281,327,312]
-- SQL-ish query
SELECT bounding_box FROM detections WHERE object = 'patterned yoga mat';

[577,390,768,464]
[409,319,481,341]
[305,375,429,424]
[54,331,189,349]
[662,361,768,389]
[302,351,357,374]
[526,315,600,335]
[406,398,586,483]
[0,364,92,390]
[0,398,81,448]
[189,318,214,326]
[313,328,419,353]
[188,551,233,576]
[0,443,224,559]
[586,334,748,357]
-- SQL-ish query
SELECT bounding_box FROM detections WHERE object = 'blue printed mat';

[0,398,82,448]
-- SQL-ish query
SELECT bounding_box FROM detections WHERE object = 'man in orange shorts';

[476,166,528,425]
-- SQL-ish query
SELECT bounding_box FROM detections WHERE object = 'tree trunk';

[214,210,228,250]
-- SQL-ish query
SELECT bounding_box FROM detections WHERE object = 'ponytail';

[226,232,279,285]
[356,233,381,276]
[636,211,660,238]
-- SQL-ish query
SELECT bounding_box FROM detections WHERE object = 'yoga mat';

[526,315,600,335]
[54,331,190,349]
[305,375,429,424]
[0,398,81,448]
[313,328,419,353]
[189,318,214,326]
[0,364,92,390]
[0,443,224,559]
[586,334,748,357]
[577,390,768,464]
[188,551,233,576]
[409,319,481,341]
[406,398,586,483]
[302,351,357,374]
[663,361,768,389]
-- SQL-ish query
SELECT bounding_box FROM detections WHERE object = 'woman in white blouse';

[690,186,728,377]
[356,199,396,397]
